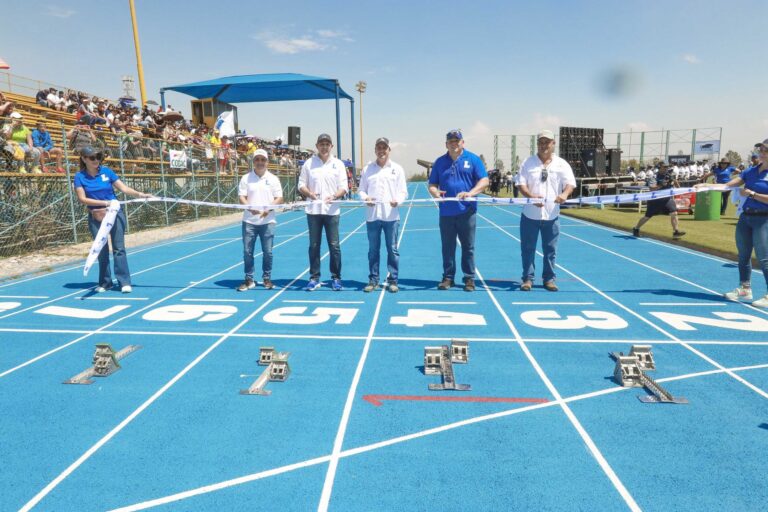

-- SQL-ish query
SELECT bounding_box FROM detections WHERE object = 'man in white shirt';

[358,137,408,293]
[298,133,349,291]
[237,149,284,291]
[516,130,576,291]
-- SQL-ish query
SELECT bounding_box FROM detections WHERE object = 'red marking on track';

[362,394,550,407]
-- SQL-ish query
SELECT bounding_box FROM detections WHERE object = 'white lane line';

[475,263,641,511]
[19,216,369,512]
[283,300,364,304]
[0,295,49,299]
[638,302,727,306]
[181,298,255,303]
[511,301,594,305]
[397,301,477,305]
[75,297,150,301]
[481,212,768,402]
[317,183,417,512]
[0,230,306,379]
[109,360,768,512]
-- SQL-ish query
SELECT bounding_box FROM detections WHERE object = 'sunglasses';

[541,168,548,182]
[84,155,102,161]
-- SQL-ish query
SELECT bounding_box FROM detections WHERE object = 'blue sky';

[2,0,765,173]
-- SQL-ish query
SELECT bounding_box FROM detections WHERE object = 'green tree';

[723,150,742,166]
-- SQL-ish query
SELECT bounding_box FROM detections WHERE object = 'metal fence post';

[191,153,199,220]
[159,139,170,226]
[61,120,79,244]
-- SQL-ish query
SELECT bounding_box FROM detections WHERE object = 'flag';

[214,111,235,138]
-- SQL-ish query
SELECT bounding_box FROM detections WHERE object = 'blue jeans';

[88,208,130,288]
[307,214,341,280]
[367,220,399,283]
[520,214,560,283]
[242,222,275,280]
[438,209,476,280]
[735,214,768,287]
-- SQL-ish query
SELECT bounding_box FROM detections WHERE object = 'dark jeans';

[438,209,476,280]
[307,214,341,280]
[721,190,731,215]
[87,208,130,288]
[520,214,560,283]
[367,220,399,283]
[735,214,768,286]
[242,222,275,280]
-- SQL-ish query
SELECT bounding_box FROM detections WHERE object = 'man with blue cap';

[428,129,489,291]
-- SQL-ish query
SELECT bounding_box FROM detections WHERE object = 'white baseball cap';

[253,149,268,159]
[537,129,555,140]
[10,112,22,119]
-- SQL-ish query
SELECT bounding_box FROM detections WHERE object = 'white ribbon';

[83,200,120,277]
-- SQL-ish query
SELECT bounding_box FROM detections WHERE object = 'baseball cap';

[253,149,268,159]
[754,138,768,151]
[79,146,102,159]
[10,112,22,119]
[316,133,333,144]
[375,137,390,147]
[445,129,463,141]
[537,129,555,140]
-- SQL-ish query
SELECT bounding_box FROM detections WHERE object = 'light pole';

[355,81,367,171]
[128,0,147,107]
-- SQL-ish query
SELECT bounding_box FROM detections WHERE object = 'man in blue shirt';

[428,129,489,291]
[31,121,64,173]
[703,157,739,215]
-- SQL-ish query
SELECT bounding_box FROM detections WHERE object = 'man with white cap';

[516,130,576,291]
[237,148,284,291]
[358,137,408,293]
[298,133,349,291]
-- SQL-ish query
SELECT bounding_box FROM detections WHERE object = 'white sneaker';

[121,285,132,294]
[724,286,752,301]
[753,294,768,308]
[95,285,111,293]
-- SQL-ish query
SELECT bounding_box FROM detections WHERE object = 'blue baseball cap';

[445,129,463,141]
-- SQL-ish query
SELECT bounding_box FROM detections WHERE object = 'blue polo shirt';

[741,165,768,212]
[73,166,120,209]
[428,149,487,216]
[713,165,735,184]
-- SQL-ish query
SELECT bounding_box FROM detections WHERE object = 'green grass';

[489,187,739,261]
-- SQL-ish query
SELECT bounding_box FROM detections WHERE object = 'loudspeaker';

[581,148,606,177]
[606,148,621,175]
[288,126,300,146]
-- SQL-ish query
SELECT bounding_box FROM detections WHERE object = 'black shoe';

[463,277,476,292]
[237,278,256,292]
[437,278,454,290]
[632,227,640,237]
[262,278,274,290]
[673,230,686,239]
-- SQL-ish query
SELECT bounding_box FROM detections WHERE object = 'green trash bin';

[694,190,721,221]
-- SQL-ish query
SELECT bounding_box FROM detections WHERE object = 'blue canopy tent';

[159,73,356,168]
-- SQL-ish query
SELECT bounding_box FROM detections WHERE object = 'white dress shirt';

[358,159,408,222]
[298,155,349,215]
[238,170,283,225]
[517,154,576,221]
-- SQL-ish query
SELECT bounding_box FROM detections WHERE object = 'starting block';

[63,343,141,385]
[609,345,687,404]
[424,339,470,391]
[241,346,291,396]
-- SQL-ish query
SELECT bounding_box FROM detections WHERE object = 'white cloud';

[463,121,492,141]
[682,54,701,64]
[45,5,75,18]
[265,38,327,55]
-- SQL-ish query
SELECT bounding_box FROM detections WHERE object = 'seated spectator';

[2,112,42,173]
[0,91,14,117]
[68,120,98,155]
[46,89,65,111]
[35,88,50,107]
[31,120,64,173]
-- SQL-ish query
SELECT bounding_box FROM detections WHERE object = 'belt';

[743,209,768,216]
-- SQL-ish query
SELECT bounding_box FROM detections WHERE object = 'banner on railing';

[169,150,188,169]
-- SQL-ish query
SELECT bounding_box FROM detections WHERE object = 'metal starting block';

[424,340,470,391]
[241,347,291,396]
[609,345,687,404]
[63,343,141,385]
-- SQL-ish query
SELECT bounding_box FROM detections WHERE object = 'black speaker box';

[288,126,301,146]
[581,148,606,177]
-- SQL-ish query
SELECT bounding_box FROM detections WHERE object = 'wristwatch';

[749,190,756,198]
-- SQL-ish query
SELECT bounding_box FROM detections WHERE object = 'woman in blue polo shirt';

[73,146,152,293]
[702,157,739,215]
[716,140,768,307]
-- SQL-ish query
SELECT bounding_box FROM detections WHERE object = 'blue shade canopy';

[160,73,353,103]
